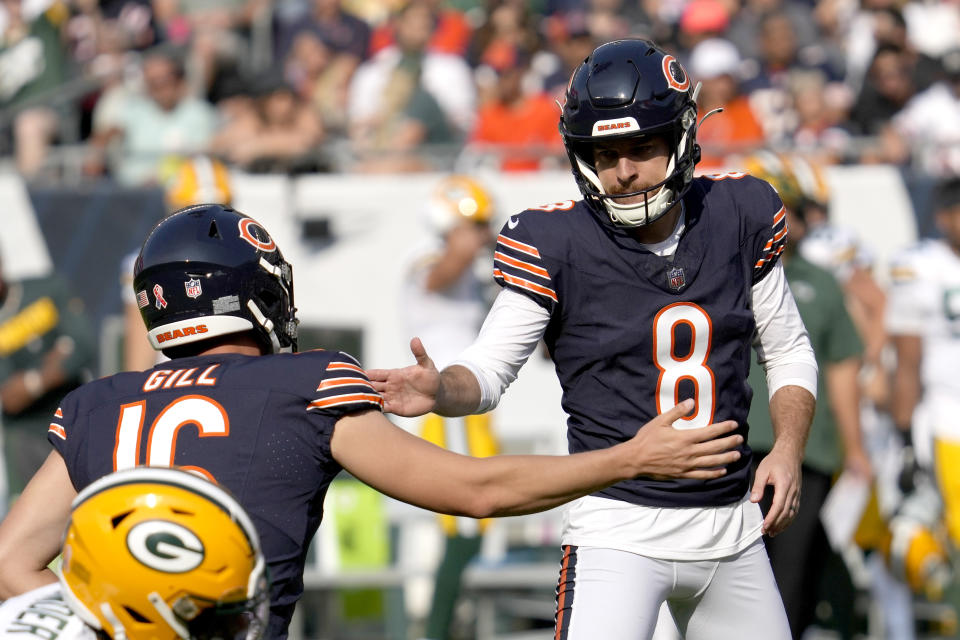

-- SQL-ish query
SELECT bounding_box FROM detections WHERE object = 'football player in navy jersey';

[0,204,746,640]
[369,39,818,639]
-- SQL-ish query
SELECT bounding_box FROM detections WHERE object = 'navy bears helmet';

[559,39,701,227]
[133,204,298,355]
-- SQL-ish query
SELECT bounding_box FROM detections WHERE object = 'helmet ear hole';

[124,607,151,623]
[111,511,134,528]
[258,289,279,310]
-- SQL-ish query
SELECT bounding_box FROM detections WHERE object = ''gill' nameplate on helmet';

[592,117,640,136]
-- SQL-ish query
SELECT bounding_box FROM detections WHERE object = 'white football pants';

[554,538,791,640]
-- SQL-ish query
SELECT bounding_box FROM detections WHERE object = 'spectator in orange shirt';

[689,38,766,169]
[468,46,564,172]
[369,0,471,57]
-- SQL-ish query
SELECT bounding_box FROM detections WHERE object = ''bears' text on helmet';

[60,467,269,640]
[559,39,700,227]
[133,204,298,355]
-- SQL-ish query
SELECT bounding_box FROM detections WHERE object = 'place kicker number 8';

[653,302,716,430]
[114,395,229,479]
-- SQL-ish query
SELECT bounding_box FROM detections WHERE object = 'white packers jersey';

[800,223,874,283]
[887,239,960,439]
[400,239,490,369]
[0,583,95,640]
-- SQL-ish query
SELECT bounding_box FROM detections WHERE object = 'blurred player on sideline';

[0,249,96,504]
[742,155,870,638]
[402,175,499,640]
[887,177,960,613]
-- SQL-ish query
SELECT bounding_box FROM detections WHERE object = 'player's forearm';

[424,258,471,292]
[458,445,637,518]
[890,335,922,431]
[0,373,38,414]
[847,269,887,350]
[0,566,57,600]
[335,411,628,517]
[826,358,866,458]
[0,453,75,599]
[424,247,476,292]
[890,376,921,431]
[768,384,815,461]
[434,364,484,416]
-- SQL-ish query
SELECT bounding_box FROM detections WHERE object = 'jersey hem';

[559,524,763,561]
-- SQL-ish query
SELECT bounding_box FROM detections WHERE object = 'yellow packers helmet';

[164,156,233,212]
[428,175,495,234]
[739,151,805,213]
[60,467,268,640]
[785,154,830,207]
[881,478,953,600]
[884,516,953,600]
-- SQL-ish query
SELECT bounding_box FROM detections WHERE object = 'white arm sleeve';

[449,288,550,413]
[751,262,819,400]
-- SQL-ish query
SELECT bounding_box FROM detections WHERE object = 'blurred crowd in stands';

[0,0,957,184]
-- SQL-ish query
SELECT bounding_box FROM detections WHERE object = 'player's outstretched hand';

[750,448,802,537]
[367,337,440,417]
[625,399,743,480]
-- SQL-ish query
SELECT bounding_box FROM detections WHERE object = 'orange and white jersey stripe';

[308,355,383,412]
[753,206,787,281]
[48,406,67,440]
[494,221,558,308]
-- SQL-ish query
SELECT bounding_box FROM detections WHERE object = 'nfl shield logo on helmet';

[668,266,686,291]
[184,278,203,299]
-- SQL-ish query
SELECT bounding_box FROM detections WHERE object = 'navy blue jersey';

[47,349,382,639]
[493,174,787,507]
